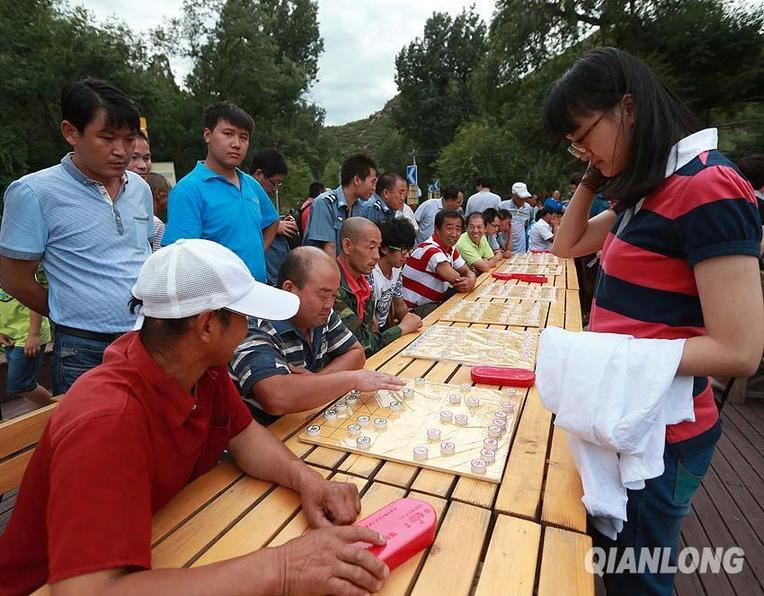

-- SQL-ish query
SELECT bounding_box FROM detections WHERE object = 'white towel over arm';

[536,327,695,538]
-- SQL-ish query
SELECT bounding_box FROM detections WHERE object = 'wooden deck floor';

[675,399,764,596]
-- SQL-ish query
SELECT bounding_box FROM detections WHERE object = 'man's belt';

[53,324,124,343]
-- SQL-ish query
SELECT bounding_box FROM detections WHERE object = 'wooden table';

[43,259,593,595]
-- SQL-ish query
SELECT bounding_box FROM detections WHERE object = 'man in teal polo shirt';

[162,102,279,282]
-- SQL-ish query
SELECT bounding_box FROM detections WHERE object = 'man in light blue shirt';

[162,102,279,283]
[414,185,464,243]
[0,79,153,394]
[499,182,534,254]
[303,153,378,257]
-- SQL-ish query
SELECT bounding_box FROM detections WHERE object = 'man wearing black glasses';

[250,148,300,286]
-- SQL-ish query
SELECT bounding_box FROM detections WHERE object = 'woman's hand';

[580,161,607,193]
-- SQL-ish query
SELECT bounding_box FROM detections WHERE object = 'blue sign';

[433,179,440,190]
[406,165,418,186]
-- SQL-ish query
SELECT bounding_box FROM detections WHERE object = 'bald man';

[335,218,421,357]
[230,246,405,422]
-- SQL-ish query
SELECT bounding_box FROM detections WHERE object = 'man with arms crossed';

[402,210,477,314]
[0,239,389,596]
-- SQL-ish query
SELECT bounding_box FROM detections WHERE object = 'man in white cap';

[0,239,390,596]
[499,182,534,254]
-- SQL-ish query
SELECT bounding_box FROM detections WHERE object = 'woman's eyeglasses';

[568,113,605,159]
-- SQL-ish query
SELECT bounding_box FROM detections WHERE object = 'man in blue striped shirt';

[0,79,153,394]
[230,247,403,423]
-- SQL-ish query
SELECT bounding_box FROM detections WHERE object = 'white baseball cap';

[512,182,532,199]
[131,239,299,328]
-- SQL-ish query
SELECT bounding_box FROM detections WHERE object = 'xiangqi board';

[298,380,524,483]
[440,300,544,327]
[498,259,564,276]
[474,282,558,303]
[400,324,538,369]
[508,252,561,266]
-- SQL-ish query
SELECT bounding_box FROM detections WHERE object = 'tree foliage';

[152,0,325,176]
[434,0,764,196]
[392,8,488,184]
[278,157,314,211]
[0,0,326,193]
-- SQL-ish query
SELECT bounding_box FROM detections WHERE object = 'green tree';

[0,0,175,189]
[278,157,314,212]
[155,0,326,178]
[320,157,340,189]
[392,8,488,185]
[479,0,764,116]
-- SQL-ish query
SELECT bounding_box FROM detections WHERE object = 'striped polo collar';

[664,128,718,178]
[61,152,128,187]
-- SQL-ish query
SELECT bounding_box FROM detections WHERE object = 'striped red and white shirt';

[402,232,466,306]
[590,128,762,444]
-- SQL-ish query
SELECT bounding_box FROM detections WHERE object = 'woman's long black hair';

[543,47,701,209]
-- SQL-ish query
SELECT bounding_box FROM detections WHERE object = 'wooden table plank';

[541,427,587,533]
[537,526,594,596]
[566,259,579,291]
[409,468,455,498]
[265,474,368,548]
[284,434,315,459]
[151,460,242,545]
[304,446,348,470]
[495,386,552,520]
[409,501,491,596]
[192,485,299,566]
[152,476,273,568]
[377,491,447,595]
[375,461,419,488]
[337,453,382,478]
[473,514,541,596]
[565,289,583,331]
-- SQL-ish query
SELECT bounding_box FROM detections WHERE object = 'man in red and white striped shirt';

[402,209,476,311]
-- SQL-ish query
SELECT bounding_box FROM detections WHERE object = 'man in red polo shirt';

[0,239,389,596]
[402,209,476,316]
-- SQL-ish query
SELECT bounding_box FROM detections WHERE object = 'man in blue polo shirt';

[162,102,279,282]
[0,79,153,394]
[230,247,404,424]
[303,153,378,257]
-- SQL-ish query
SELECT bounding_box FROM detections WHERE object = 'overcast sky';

[76,0,496,125]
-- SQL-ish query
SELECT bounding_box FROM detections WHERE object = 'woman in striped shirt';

[544,47,763,595]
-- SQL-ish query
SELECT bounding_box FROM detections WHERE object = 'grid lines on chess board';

[497,261,565,276]
[474,282,558,303]
[400,324,538,369]
[298,380,524,483]
[440,300,544,327]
